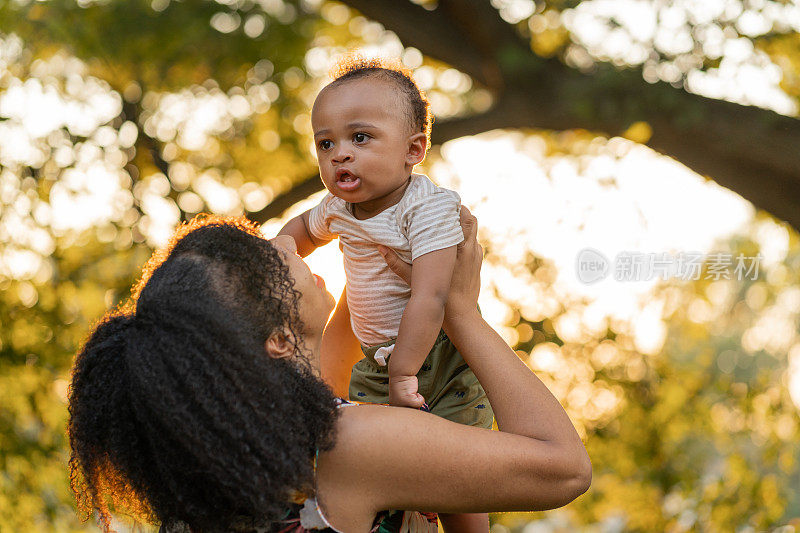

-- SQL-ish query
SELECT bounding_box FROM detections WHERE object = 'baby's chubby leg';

[439,512,489,533]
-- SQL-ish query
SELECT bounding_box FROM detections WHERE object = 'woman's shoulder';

[315,404,400,528]
[317,404,439,531]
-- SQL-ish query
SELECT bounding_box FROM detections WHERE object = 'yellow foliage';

[623,121,654,145]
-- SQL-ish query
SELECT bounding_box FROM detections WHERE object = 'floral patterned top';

[272,498,439,532]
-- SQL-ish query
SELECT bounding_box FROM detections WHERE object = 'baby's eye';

[318,140,332,150]
[353,132,369,143]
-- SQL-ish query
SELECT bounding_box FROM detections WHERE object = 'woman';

[68,210,590,532]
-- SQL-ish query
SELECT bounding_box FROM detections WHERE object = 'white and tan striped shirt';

[308,174,463,346]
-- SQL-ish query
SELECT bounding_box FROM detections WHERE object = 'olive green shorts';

[349,330,494,429]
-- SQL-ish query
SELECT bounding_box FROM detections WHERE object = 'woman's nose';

[270,235,298,255]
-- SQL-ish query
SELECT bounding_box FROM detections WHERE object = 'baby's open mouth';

[335,169,361,192]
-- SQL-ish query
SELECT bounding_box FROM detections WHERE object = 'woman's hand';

[378,206,482,322]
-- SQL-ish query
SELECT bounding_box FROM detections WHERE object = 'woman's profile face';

[269,235,335,341]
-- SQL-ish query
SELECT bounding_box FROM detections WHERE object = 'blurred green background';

[1,0,800,531]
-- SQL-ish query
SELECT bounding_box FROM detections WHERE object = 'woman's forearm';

[319,287,363,398]
[443,310,587,452]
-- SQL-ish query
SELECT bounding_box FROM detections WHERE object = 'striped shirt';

[308,174,463,346]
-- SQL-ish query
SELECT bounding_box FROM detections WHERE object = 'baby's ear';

[405,132,427,166]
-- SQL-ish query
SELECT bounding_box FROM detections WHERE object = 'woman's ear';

[405,132,427,166]
[265,329,295,359]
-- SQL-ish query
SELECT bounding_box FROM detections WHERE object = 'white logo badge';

[576,248,609,284]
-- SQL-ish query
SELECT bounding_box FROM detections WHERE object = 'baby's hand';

[388,375,425,409]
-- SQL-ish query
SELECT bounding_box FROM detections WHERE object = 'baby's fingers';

[410,393,426,409]
[398,392,425,410]
[378,245,412,285]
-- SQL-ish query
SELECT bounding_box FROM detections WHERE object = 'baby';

[279,57,493,532]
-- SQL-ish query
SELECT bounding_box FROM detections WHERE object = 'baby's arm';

[387,245,457,408]
[278,210,325,258]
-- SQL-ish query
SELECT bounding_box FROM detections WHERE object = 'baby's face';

[311,77,420,205]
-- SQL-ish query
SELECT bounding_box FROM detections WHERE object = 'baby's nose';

[332,147,352,163]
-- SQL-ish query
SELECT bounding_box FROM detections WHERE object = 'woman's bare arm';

[316,208,591,531]
[319,286,362,398]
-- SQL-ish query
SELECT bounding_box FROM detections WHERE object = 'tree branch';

[433,60,800,230]
[341,0,500,89]
[123,97,196,223]
[246,174,324,224]
[278,1,800,232]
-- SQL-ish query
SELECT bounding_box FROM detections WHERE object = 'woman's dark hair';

[328,55,432,148]
[68,215,339,532]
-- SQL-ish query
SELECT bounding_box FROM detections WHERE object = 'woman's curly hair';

[67,215,339,532]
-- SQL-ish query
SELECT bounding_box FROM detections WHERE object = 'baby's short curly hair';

[327,55,432,147]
